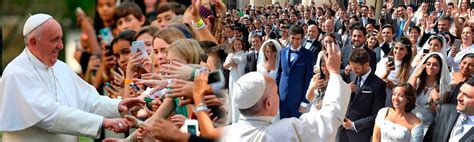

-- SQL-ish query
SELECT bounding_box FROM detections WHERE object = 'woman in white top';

[408,52,451,132]
[376,37,413,106]
[372,83,423,142]
[256,39,281,80]
[223,38,247,123]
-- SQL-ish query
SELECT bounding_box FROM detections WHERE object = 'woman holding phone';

[305,34,335,111]
[411,35,447,68]
[448,26,474,72]
[375,37,413,106]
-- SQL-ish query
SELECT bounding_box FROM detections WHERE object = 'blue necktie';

[398,20,404,38]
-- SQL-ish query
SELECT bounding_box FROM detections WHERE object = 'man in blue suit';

[276,25,315,119]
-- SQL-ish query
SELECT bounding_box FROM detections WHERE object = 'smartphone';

[181,119,200,136]
[209,2,217,18]
[129,82,141,92]
[105,82,113,89]
[99,27,114,46]
[423,49,429,54]
[209,70,225,91]
[453,39,462,51]
[208,70,224,84]
[131,40,148,58]
[105,45,115,56]
[319,69,325,80]
[388,56,394,63]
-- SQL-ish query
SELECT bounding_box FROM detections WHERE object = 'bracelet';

[190,68,196,81]
[124,79,133,85]
[192,19,206,30]
[194,104,209,113]
[196,19,204,27]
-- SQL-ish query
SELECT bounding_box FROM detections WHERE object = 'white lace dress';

[375,107,423,142]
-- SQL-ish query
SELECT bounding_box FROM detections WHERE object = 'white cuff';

[351,122,358,132]
[300,102,309,108]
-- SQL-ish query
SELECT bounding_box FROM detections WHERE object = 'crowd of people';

[1,0,474,141]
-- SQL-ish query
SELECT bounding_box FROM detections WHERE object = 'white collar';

[359,68,372,82]
[290,45,302,52]
[353,44,365,49]
[239,115,274,124]
[25,48,51,69]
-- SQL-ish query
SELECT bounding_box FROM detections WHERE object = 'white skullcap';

[234,72,267,109]
[23,13,52,36]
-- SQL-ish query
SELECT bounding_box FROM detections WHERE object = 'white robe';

[221,74,351,142]
[0,49,121,142]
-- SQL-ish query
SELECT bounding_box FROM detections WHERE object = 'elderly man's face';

[307,25,319,39]
[31,19,64,66]
[457,83,474,115]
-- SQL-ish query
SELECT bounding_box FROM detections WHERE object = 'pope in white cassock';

[0,13,144,141]
[221,43,351,142]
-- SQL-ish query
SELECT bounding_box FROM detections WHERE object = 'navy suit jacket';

[276,46,314,113]
[339,72,386,142]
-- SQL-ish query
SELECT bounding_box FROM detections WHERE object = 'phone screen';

[99,28,114,46]
[423,49,429,54]
[454,39,462,51]
[132,40,148,58]
[187,125,197,135]
[208,71,222,84]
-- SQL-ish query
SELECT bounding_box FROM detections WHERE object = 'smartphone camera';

[129,82,141,92]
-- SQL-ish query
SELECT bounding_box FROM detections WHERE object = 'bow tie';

[290,50,299,54]
[307,40,313,43]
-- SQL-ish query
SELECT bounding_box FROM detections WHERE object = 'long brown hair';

[396,37,413,82]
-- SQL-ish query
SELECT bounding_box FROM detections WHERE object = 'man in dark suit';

[298,9,316,26]
[424,77,474,142]
[373,24,396,63]
[276,25,314,119]
[244,34,262,74]
[304,24,322,61]
[359,6,376,27]
[340,25,377,82]
[338,48,387,142]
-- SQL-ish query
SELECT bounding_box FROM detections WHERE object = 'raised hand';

[167,79,194,99]
[118,98,146,114]
[160,61,195,80]
[324,42,342,75]
[170,114,186,128]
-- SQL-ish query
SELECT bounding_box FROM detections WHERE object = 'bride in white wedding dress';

[256,39,282,80]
